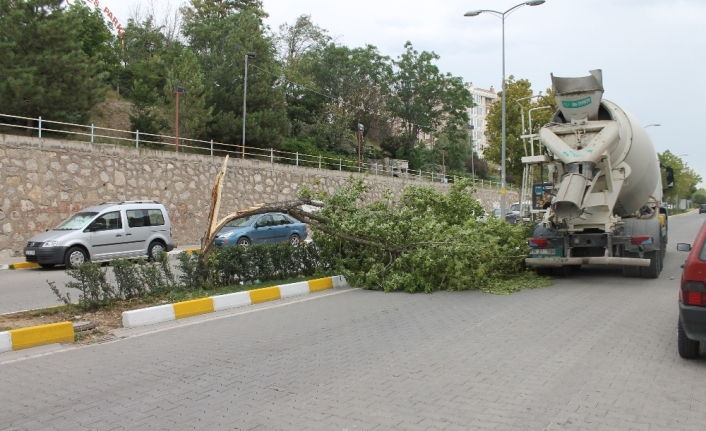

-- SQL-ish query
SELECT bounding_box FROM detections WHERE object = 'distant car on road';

[676,220,706,359]
[492,208,518,224]
[699,204,706,214]
[214,212,307,247]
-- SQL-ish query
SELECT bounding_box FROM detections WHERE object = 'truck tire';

[641,250,661,279]
[552,266,572,276]
[535,267,552,276]
[622,252,641,278]
[678,319,700,359]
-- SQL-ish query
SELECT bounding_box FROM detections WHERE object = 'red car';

[677,220,706,359]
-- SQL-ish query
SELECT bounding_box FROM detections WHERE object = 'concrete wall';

[0,134,516,257]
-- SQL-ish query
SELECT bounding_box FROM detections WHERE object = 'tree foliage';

[306,179,547,293]
[389,42,472,151]
[484,76,556,182]
[659,151,702,203]
[2,1,482,176]
[0,0,105,125]
[692,189,706,205]
[183,4,288,148]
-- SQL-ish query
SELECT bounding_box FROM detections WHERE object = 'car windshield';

[54,212,99,230]
[493,209,501,216]
[224,215,256,227]
[511,204,520,211]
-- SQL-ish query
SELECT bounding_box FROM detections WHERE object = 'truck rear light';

[630,236,653,245]
[681,281,706,307]
[528,238,548,247]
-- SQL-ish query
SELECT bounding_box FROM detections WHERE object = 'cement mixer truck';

[522,70,672,278]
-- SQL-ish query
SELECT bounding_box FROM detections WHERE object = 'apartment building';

[466,83,498,157]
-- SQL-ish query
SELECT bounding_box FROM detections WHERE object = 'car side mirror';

[677,243,692,252]
[90,222,106,232]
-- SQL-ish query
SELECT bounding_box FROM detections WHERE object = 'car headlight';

[42,241,58,247]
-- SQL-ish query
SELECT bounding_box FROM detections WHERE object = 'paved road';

[1,213,705,430]
[0,252,191,315]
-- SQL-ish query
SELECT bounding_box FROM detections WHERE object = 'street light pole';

[464,0,546,220]
[468,124,475,179]
[242,52,257,159]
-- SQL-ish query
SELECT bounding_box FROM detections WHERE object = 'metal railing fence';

[0,112,513,191]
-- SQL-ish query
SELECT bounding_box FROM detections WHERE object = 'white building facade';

[466,83,498,157]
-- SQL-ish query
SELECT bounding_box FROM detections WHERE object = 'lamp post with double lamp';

[242,51,257,159]
[464,0,546,220]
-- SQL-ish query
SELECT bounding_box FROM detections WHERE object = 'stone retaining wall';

[0,134,516,257]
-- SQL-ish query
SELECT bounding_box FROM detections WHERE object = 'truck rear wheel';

[622,252,641,278]
[535,267,552,276]
[641,250,661,279]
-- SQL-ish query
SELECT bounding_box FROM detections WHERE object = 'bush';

[212,242,323,287]
[49,261,116,310]
[48,243,327,311]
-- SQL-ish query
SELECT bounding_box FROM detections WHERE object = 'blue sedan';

[214,213,308,247]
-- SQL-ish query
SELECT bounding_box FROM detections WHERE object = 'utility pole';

[242,51,257,159]
[173,86,185,152]
[357,123,364,170]
[442,149,446,180]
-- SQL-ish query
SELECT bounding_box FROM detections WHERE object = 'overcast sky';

[106,0,705,185]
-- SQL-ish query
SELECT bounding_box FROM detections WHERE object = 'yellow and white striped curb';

[0,322,74,353]
[122,276,347,328]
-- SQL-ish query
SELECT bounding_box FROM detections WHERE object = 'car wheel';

[39,264,55,269]
[237,237,251,246]
[64,247,88,269]
[678,319,700,359]
[148,241,166,261]
[289,234,301,247]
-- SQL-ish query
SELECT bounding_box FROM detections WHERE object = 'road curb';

[122,275,347,328]
[0,249,200,271]
[0,321,74,353]
[0,276,348,353]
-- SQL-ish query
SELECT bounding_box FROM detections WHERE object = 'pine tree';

[0,0,105,127]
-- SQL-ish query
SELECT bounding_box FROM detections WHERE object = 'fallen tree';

[199,174,548,294]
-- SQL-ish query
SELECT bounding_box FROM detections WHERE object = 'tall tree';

[0,0,105,126]
[119,16,170,137]
[163,47,213,141]
[303,43,392,150]
[484,76,555,182]
[183,4,288,148]
[388,42,472,152]
[659,151,702,204]
[182,0,266,22]
[67,0,120,87]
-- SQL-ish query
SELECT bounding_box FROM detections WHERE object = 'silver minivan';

[23,201,174,268]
